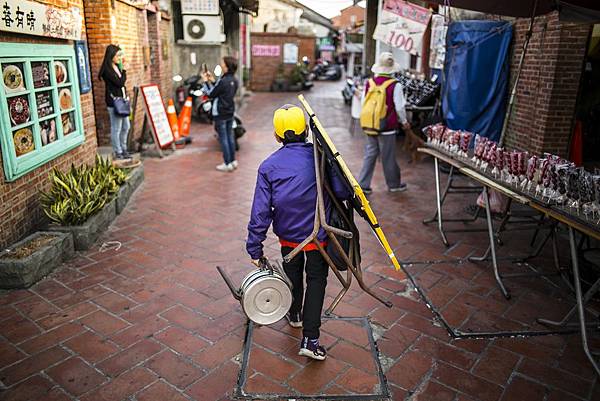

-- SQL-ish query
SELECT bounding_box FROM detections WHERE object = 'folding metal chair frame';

[283,138,392,315]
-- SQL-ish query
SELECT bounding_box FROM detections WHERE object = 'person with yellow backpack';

[358,52,410,194]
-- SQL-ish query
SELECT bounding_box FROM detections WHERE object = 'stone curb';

[0,231,74,289]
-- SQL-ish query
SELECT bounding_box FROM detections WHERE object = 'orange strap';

[280,239,327,252]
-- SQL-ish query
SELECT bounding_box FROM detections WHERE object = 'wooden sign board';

[140,85,174,153]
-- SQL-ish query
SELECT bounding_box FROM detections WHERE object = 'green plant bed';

[0,231,74,289]
[42,155,128,250]
[49,198,116,251]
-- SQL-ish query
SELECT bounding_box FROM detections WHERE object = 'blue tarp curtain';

[442,20,513,142]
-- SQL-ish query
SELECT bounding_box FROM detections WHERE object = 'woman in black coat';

[98,44,130,159]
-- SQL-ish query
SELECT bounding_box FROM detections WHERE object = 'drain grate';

[234,317,391,400]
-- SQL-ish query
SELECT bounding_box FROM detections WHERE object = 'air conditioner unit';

[183,15,225,43]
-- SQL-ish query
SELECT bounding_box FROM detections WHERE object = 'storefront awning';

[427,0,600,22]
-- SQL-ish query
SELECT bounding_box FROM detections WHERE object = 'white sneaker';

[231,160,238,169]
[216,163,234,172]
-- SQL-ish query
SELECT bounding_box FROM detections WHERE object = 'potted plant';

[0,231,74,289]
[288,63,306,92]
[270,64,289,92]
[42,156,128,250]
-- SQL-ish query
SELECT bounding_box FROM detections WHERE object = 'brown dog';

[402,126,425,163]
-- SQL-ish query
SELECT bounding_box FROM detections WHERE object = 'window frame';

[0,43,86,182]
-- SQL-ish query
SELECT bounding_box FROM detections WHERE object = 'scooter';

[198,92,246,150]
[342,75,366,105]
[342,77,356,105]
[312,60,342,81]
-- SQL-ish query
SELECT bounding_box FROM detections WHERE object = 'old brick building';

[84,0,173,147]
[0,0,98,248]
[332,5,365,31]
[0,0,174,248]
[249,32,316,91]
[504,11,591,157]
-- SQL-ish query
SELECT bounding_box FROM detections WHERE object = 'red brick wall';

[0,1,98,248]
[86,0,149,146]
[159,15,174,104]
[148,12,174,105]
[504,12,590,157]
[332,6,365,30]
[85,0,173,147]
[250,32,316,91]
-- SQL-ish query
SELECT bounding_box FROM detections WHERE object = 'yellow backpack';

[359,78,396,135]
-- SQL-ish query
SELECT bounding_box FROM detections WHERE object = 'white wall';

[250,0,303,32]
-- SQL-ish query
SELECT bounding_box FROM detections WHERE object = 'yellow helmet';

[273,104,306,138]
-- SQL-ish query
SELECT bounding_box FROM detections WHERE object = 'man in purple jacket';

[246,104,349,361]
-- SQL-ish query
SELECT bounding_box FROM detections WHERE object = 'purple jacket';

[246,142,350,260]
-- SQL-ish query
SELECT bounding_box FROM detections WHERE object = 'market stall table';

[418,144,600,376]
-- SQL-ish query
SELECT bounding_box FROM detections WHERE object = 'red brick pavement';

[0,81,599,400]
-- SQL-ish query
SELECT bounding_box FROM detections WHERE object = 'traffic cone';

[178,96,193,137]
[166,99,180,141]
[570,120,583,166]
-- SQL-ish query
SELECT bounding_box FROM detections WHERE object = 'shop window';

[0,43,85,182]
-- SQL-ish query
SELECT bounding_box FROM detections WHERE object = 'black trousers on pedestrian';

[281,246,328,339]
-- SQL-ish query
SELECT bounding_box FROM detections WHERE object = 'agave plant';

[41,156,130,226]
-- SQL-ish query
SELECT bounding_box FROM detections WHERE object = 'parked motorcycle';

[312,60,342,81]
[342,77,356,105]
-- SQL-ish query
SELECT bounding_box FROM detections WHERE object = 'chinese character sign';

[251,45,280,57]
[0,0,82,40]
[373,0,431,55]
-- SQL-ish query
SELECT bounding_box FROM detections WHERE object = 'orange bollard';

[166,99,180,141]
[178,96,193,137]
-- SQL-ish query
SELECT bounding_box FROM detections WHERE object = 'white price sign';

[141,85,174,149]
[283,43,298,64]
[373,0,431,55]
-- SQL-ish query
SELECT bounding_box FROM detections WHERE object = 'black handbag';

[112,88,131,117]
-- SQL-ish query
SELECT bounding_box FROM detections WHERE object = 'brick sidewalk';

[0,81,599,401]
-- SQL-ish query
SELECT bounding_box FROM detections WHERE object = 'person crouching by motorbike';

[201,57,239,172]
[246,105,350,361]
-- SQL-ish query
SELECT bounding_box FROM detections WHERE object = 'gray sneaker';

[389,183,407,193]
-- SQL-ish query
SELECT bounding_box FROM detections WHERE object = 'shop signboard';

[319,44,336,51]
[283,43,298,64]
[181,0,219,15]
[74,40,92,94]
[0,0,82,41]
[373,0,431,55]
[140,85,174,149]
[252,45,280,57]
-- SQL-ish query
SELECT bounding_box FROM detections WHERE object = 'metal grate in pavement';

[235,317,391,400]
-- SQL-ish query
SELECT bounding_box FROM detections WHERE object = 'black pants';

[281,246,328,339]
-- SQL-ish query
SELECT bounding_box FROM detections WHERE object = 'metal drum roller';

[217,259,292,325]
